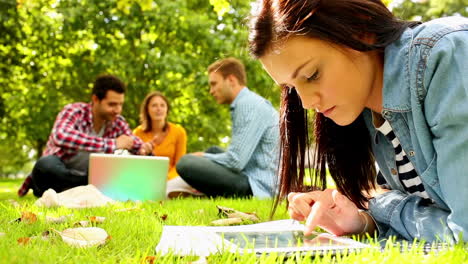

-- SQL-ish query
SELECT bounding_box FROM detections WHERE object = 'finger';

[287,192,305,216]
[289,193,315,219]
[287,192,324,226]
[288,210,306,221]
[287,192,297,202]
[304,200,327,235]
[287,200,307,221]
[304,192,335,235]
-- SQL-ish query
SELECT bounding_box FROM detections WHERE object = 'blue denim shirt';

[364,17,468,243]
[203,88,279,198]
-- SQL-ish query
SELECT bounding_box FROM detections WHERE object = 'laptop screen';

[89,153,169,201]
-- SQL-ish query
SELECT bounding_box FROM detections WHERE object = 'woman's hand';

[287,189,366,236]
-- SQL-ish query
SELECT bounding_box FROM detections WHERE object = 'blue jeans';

[30,155,88,197]
[176,146,253,197]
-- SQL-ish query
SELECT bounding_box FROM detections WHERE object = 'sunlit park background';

[1,0,468,263]
[0,0,467,177]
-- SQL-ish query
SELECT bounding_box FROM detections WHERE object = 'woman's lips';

[322,106,335,117]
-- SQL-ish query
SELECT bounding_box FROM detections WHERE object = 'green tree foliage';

[392,0,467,20]
[0,0,465,176]
[0,0,277,176]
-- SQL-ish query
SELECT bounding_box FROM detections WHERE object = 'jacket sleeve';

[369,30,468,243]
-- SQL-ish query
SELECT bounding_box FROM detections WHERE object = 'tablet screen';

[217,231,350,249]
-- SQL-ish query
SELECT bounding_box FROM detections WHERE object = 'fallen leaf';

[144,256,157,264]
[216,205,236,216]
[27,230,51,241]
[89,216,106,223]
[154,212,168,221]
[53,227,109,248]
[211,218,243,226]
[73,221,90,227]
[21,211,37,224]
[215,205,260,223]
[0,232,5,237]
[46,215,69,224]
[41,230,51,241]
[226,212,260,222]
[17,237,31,245]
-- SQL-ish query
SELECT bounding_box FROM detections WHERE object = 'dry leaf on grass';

[73,216,105,227]
[30,230,51,241]
[226,212,260,222]
[144,256,157,264]
[154,212,168,221]
[73,221,90,227]
[211,218,243,226]
[16,230,51,245]
[53,227,109,248]
[215,205,260,223]
[17,237,31,245]
[21,211,38,224]
[46,215,69,224]
[216,205,236,215]
[89,216,106,223]
[10,211,37,224]
[39,230,51,240]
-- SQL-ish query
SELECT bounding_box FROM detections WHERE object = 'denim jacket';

[364,16,468,243]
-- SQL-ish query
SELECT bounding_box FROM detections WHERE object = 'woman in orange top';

[133,91,187,180]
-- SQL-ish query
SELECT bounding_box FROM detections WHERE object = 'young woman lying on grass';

[249,0,468,243]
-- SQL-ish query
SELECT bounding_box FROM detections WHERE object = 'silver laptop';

[88,153,169,201]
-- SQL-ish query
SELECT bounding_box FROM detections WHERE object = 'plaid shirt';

[43,102,143,160]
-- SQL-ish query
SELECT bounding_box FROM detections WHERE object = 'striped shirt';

[203,88,279,198]
[376,119,433,203]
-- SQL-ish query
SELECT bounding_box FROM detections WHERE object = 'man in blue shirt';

[176,57,279,198]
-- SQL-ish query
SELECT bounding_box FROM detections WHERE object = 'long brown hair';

[248,0,419,210]
[139,91,170,132]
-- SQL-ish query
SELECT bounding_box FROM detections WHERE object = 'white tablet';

[217,229,370,256]
[156,220,371,257]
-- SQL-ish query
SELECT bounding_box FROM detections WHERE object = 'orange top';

[133,122,187,180]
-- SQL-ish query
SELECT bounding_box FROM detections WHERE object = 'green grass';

[1,179,467,263]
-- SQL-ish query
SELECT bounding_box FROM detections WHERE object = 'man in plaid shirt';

[18,75,153,197]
